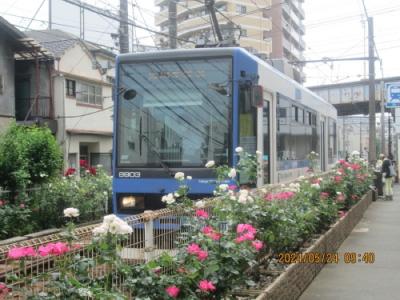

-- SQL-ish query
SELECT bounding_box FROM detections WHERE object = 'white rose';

[174,172,185,181]
[195,200,205,208]
[92,225,107,236]
[239,189,249,196]
[219,184,229,192]
[103,214,117,224]
[311,183,320,189]
[235,147,243,153]
[298,176,305,180]
[161,193,175,204]
[187,176,192,180]
[256,150,262,156]
[205,161,215,168]
[228,168,237,179]
[63,207,80,218]
[118,224,133,234]
[238,195,248,204]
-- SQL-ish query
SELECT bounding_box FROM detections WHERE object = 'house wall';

[0,33,15,131]
[55,42,114,172]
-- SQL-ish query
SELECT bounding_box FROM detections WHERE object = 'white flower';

[218,184,229,192]
[174,192,180,198]
[351,150,360,157]
[103,214,117,224]
[195,200,205,208]
[336,192,342,195]
[235,147,243,153]
[39,172,47,178]
[311,183,320,189]
[256,150,262,156]
[228,168,237,179]
[96,164,103,168]
[318,177,323,181]
[205,160,215,168]
[174,172,185,181]
[63,207,79,218]
[103,191,108,196]
[161,193,175,204]
[77,288,93,297]
[94,215,133,236]
[298,176,305,180]
[187,176,192,180]
[237,189,253,203]
[92,225,107,235]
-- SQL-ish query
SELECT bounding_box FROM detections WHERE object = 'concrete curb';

[255,190,373,300]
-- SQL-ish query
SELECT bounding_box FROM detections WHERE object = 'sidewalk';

[300,185,400,300]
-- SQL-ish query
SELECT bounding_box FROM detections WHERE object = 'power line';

[60,0,196,45]
[24,0,46,30]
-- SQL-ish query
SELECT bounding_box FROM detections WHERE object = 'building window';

[236,5,246,14]
[77,81,103,105]
[263,31,270,40]
[66,79,76,97]
[240,29,248,37]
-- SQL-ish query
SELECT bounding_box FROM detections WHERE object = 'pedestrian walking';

[382,155,396,200]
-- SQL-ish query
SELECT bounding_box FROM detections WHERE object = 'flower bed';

[0,151,374,299]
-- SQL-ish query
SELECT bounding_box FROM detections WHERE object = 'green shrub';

[29,167,112,229]
[0,123,62,195]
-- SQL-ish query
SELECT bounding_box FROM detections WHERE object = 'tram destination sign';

[385,82,400,108]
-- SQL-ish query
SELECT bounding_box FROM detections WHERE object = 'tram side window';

[277,94,320,170]
[328,118,337,164]
[239,86,257,154]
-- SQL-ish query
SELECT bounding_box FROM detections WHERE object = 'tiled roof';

[26,29,79,58]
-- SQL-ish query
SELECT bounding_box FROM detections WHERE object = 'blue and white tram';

[113,48,337,215]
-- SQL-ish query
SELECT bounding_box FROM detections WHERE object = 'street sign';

[385,82,400,108]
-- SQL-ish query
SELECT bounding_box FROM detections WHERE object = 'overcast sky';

[2,0,399,86]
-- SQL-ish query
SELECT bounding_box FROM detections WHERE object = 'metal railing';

[0,171,334,298]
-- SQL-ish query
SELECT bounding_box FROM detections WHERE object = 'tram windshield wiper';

[140,134,174,177]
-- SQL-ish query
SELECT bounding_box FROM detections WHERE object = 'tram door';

[260,92,272,186]
[320,119,326,171]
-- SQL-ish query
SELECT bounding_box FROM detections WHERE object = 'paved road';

[300,185,400,300]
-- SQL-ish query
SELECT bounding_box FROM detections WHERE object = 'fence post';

[144,210,155,261]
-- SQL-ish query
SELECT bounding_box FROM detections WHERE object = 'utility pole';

[368,17,376,164]
[205,0,223,43]
[168,0,177,49]
[389,113,392,155]
[48,0,52,29]
[381,78,385,155]
[119,0,129,53]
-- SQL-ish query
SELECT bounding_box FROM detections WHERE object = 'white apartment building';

[154,0,305,82]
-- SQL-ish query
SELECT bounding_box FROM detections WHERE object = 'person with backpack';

[382,154,396,200]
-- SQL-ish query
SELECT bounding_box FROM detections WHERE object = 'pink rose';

[198,280,216,292]
[201,226,214,234]
[8,247,37,260]
[187,243,201,255]
[252,240,264,251]
[197,250,208,261]
[165,285,180,298]
[320,192,329,199]
[195,209,209,219]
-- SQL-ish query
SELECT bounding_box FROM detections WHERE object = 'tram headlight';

[119,195,144,209]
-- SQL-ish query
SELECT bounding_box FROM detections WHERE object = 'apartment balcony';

[298,37,305,50]
[299,23,305,34]
[155,12,169,27]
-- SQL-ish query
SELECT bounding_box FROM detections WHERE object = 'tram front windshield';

[117,58,232,168]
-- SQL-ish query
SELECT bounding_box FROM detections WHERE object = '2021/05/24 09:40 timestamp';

[278,252,375,264]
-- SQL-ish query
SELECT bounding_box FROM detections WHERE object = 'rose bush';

[3,150,373,299]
